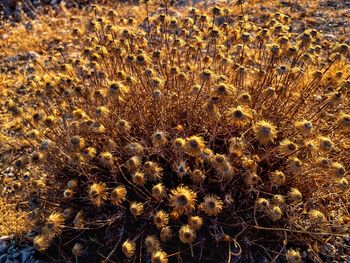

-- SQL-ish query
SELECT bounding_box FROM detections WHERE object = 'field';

[0,0,349,262]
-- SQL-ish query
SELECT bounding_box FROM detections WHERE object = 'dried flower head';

[88,183,107,207]
[110,185,127,206]
[145,235,161,254]
[130,202,144,216]
[152,183,167,200]
[151,250,168,263]
[227,105,253,128]
[170,186,197,215]
[253,120,277,144]
[188,216,203,230]
[179,224,196,244]
[288,188,302,204]
[160,226,173,242]
[286,249,301,263]
[309,209,327,224]
[185,136,206,156]
[154,210,169,229]
[122,239,136,258]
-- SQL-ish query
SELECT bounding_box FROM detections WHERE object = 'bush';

[2,1,350,262]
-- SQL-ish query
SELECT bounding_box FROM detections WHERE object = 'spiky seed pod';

[88,183,107,207]
[256,198,270,212]
[253,120,277,144]
[130,202,144,216]
[83,147,97,160]
[95,106,110,117]
[188,216,203,230]
[191,169,206,184]
[228,137,246,156]
[270,170,286,186]
[174,160,188,178]
[152,183,167,200]
[185,136,206,156]
[63,208,74,219]
[269,206,282,221]
[122,240,136,258]
[145,235,161,254]
[99,152,113,167]
[90,121,106,133]
[102,138,117,151]
[288,188,302,204]
[152,130,168,146]
[173,138,186,153]
[110,185,127,206]
[125,156,142,172]
[210,154,233,177]
[238,92,251,104]
[294,120,313,135]
[44,212,65,235]
[109,82,129,98]
[227,105,253,128]
[200,194,223,216]
[73,109,87,120]
[68,136,85,151]
[73,211,85,228]
[67,180,78,189]
[316,157,331,168]
[153,210,169,229]
[116,119,131,133]
[132,171,147,186]
[160,226,172,242]
[272,195,285,205]
[125,142,144,156]
[151,250,168,263]
[244,170,260,185]
[40,139,53,152]
[286,249,302,263]
[279,139,298,156]
[179,224,196,244]
[33,234,52,251]
[72,243,84,257]
[337,178,348,190]
[337,113,350,129]
[144,161,163,181]
[331,162,345,178]
[63,189,74,199]
[309,209,327,224]
[287,157,302,174]
[198,148,214,161]
[317,136,334,152]
[170,186,197,215]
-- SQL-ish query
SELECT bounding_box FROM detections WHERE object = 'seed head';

[179,224,196,244]
[253,120,277,144]
[169,186,197,215]
[110,185,127,206]
[122,239,136,258]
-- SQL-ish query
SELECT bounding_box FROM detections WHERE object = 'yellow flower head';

[253,120,277,144]
[110,185,127,206]
[227,105,253,128]
[179,224,196,244]
[151,250,168,263]
[185,136,206,156]
[153,210,169,229]
[122,239,136,258]
[88,183,107,207]
[200,194,223,216]
[170,186,197,215]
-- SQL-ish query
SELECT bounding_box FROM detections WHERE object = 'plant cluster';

[1,1,350,262]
